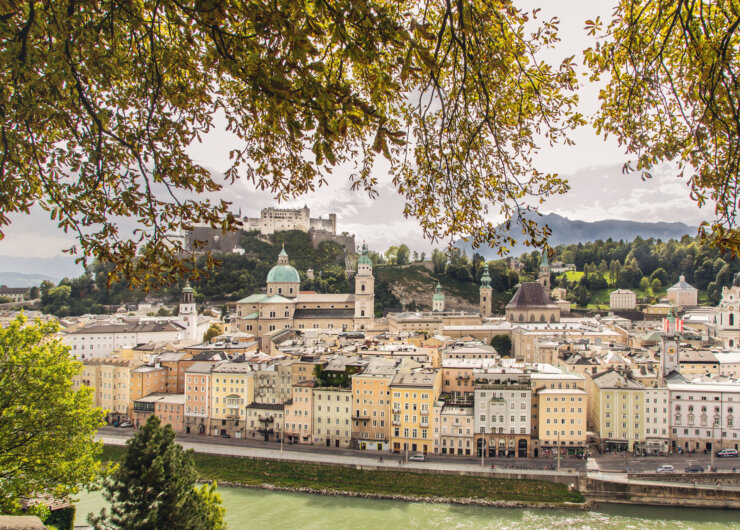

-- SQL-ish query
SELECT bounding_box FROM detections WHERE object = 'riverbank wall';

[581,478,740,509]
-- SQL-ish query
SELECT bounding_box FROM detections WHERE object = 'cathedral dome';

[267,247,300,283]
[266,264,300,283]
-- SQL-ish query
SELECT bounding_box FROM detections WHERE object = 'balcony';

[257,427,274,435]
[258,416,275,423]
[352,413,370,421]
[420,409,429,416]
[392,420,401,426]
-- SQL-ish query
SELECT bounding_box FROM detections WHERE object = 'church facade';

[234,245,375,337]
[707,272,740,348]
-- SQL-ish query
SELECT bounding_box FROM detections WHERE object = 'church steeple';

[432,282,445,312]
[539,250,551,298]
[479,263,492,318]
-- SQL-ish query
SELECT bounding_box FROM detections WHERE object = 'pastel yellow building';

[536,388,588,455]
[389,369,442,455]
[74,358,133,423]
[209,362,255,438]
[587,370,645,452]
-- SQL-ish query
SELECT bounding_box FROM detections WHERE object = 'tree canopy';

[0,315,105,515]
[2,0,739,290]
[586,0,740,255]
[0,0,581,288]
[89,415,225,530]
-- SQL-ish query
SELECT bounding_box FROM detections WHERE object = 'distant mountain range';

[0,270,62,287]
[455,213,697,258]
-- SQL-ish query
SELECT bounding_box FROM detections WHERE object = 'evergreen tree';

[89,415,225,530]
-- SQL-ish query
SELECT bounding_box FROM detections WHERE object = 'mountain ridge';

[455,213,696,258]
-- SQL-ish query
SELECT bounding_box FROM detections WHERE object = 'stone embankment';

[207,480,592,511]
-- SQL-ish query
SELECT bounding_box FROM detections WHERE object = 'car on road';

[118,421,133,428]
[656,465,674,474]
[220,433,231,439]
[716,448,738,458]
[685,465,704,473]
[408,454,425,462]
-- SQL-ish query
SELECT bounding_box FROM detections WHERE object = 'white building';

[708,273,740,348]
[473,371,532,457]
[668,379,740,452]
[610,289,637,310]
[716,352,740,378]
[63,320,187,359]
[643,386,670,453]
[667,274,698,307]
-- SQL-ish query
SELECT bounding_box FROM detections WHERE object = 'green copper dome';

[267,247,300,283]
[432,283,445,301]
[267,264,300,283]
[358,243,372,266]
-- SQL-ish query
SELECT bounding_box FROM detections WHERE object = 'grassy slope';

[100,446,583,504]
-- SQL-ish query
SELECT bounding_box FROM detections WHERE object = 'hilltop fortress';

[244,206,336,235]
[183,206,355,254]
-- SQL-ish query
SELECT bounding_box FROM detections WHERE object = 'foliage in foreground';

[0,315,105,516]
[90,416,225,530]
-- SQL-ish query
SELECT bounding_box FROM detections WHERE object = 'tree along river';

[74,487,740,529]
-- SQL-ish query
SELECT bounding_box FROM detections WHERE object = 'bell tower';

[179,281,198,341]
[354,243,375,329]
[660,308,680,380]
[479,264,492,318]
[539,250,551,298]
[432,283,445,312]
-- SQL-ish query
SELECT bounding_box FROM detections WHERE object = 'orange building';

[351,359,398,451]
[129,365,167,417]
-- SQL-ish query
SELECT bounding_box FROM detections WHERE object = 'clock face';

[667,346,677,355]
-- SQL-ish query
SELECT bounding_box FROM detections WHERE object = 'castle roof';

[506,282,557,309]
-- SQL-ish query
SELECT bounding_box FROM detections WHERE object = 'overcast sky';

[0,1,713,276]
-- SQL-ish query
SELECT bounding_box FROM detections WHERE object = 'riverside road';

[97,427,739,475]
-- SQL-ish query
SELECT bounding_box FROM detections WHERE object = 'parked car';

[408,454,425,462]
[716,448,738,458]
[220,433,231,438]
[656,465,674,474]
[685,465,704,473]
[118,421,133,428]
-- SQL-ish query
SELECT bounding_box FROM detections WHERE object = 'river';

[74,487,740,529]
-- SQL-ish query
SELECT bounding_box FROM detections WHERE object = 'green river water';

[74,487,740,529]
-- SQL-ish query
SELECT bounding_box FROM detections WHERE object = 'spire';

[358,241,372,266]
[540,250,549,269]
[480,263,491,290]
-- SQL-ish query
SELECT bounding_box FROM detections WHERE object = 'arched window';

[728,416,734,427]
[361,284,365,291]
[550,314,555,323]
[518,314,524,322]
[688,413,694,424]
[529,314,535,322]
[540,314,545,323]
[731,314,736,326]
[674,414,681,424]
[700,414,707,426]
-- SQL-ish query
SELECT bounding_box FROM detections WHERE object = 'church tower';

[539,251,551,298]
[479,264,493,318]
[432,283,445,312]
[179,281,198,341]
[354,243,375,329]
[660,308,681,380]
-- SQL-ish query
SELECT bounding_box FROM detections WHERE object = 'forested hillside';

[33,232,740,317]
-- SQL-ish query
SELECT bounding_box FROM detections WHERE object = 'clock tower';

[660,308,680,380]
